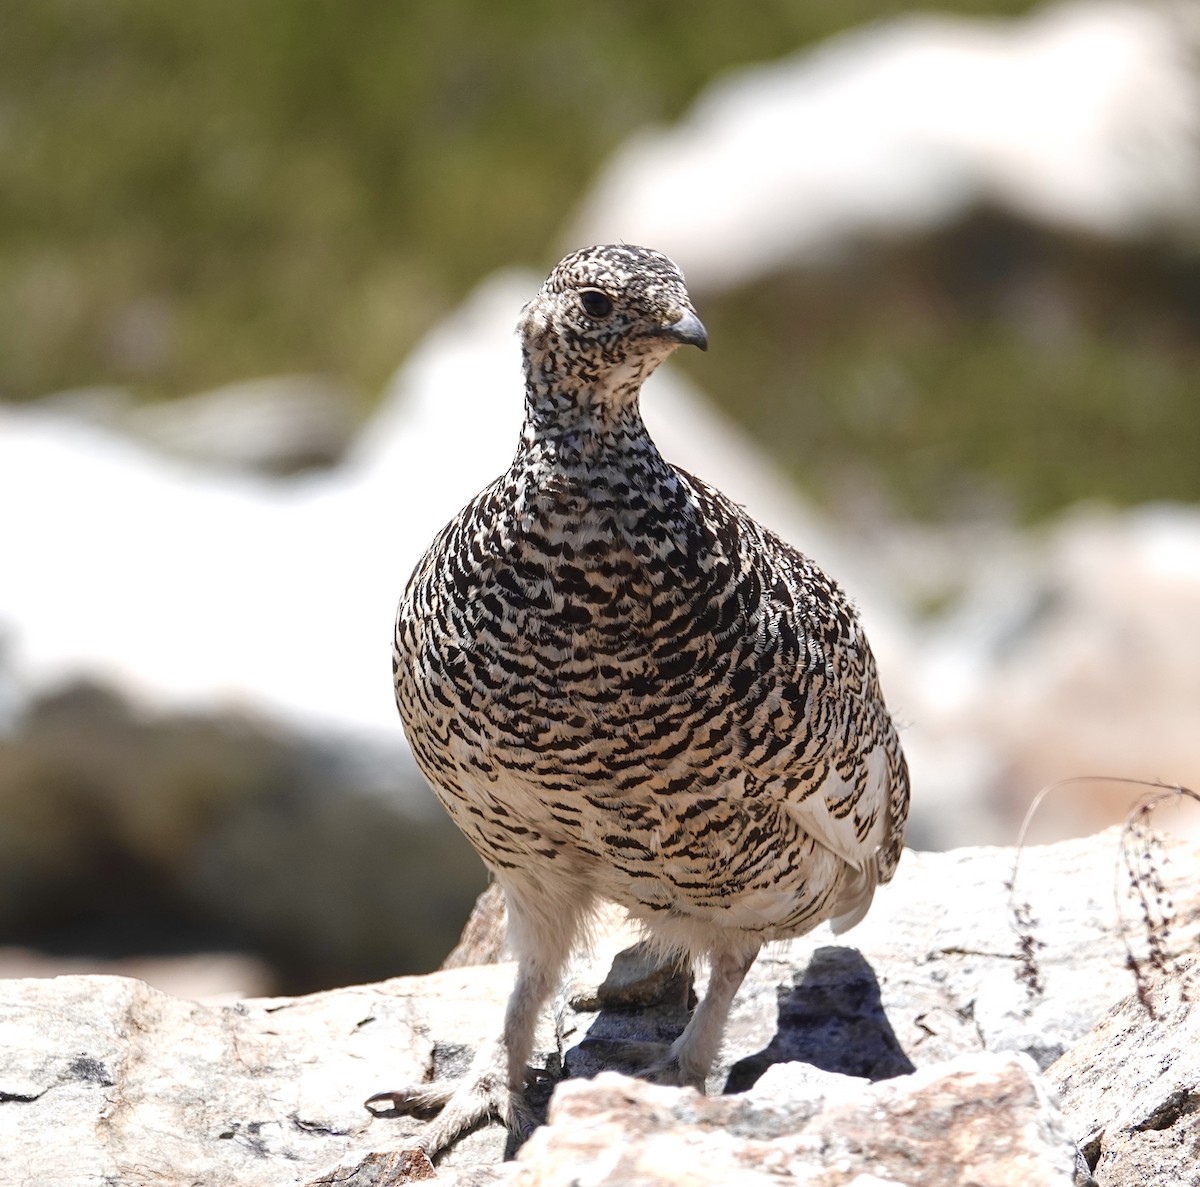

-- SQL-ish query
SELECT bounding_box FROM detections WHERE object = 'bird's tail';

[828,855,879,935]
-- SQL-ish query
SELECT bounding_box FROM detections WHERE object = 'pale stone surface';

[0,966,521,1186]
[511,1055,1079,1186]
[1,829,1194,1185]
[898,506,1200,847]
[0,947,272,1000]
[303,1147,438,1185]
[556,828,1200,1092]
[1047,966,1200,1187]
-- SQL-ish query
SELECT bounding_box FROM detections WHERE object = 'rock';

[902,505,1200,847]
[0,681,486,994]
[569,1,1200,288]
[464,827,1200,1090]
[303,1148,438,1185]
[441,883,507,970]
[125,375,356,475]
[0,965,528,1187]
[5,268,1198,927]
[0,272,868,990]
[512,1054,1079,1186]
[2,829,1195,1185]
[1047,965,1200,1187]
[0,948,271,1000]
[46,375,357,476]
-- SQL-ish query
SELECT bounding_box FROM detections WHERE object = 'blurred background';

[2,0,1199,999]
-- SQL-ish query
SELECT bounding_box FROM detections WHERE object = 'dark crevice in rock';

[1131,1087,1199,1132]
[291,1114,353,1138]
[1078,1129,1103,1172]
[1073,1145,1101,1187]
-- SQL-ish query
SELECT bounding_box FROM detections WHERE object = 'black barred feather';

[374,246,910,1156]
[394,244,909,952]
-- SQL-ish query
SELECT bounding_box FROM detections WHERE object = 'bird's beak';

[658,308,709,352]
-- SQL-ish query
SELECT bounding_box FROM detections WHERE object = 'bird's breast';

[414,481,743,724]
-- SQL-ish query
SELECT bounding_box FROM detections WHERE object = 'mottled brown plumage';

[370,245,910,1155]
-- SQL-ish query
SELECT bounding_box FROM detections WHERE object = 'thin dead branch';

[1007,777,1199,1013]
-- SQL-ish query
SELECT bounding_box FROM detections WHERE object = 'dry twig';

[1007,777,1199,1013]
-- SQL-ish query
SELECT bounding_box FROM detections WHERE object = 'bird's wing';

[736,523,908,886]
[786,747,891,869]
[762,742,899,933]
[657,470,909,894]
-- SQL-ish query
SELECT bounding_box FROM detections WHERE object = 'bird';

[368,243,910,1156]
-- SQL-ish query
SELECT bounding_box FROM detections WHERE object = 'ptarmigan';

[369,244,910,1155]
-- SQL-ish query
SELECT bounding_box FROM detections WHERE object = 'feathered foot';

[364,1044,544,1159]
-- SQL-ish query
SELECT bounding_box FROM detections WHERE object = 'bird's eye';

[579,289,614,320]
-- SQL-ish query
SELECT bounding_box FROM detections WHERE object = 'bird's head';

[518,244,707,424]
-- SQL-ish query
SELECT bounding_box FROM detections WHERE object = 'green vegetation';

[677,213,1200,521]
[0,0,1039,404]
[5,0,1197,521]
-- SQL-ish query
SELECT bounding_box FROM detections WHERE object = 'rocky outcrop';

[508,1055,1080,1187]
[1048,968,1199,1187]
[46,376,356,476]
[0,681,486,994]
[0,828,1195,1185]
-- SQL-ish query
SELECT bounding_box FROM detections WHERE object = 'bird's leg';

[577,942,759,1089]
[366,881,586,1159]
[644,944,759,1089]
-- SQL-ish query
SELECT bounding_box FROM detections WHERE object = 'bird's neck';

[518,356,661,468]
